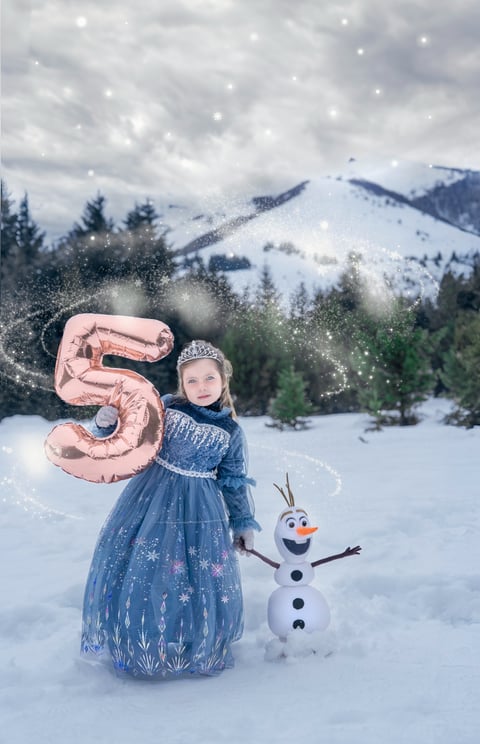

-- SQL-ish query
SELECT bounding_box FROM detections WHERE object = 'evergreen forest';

[1,182,479,428]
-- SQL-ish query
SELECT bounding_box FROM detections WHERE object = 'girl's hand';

[233,530,254,555]
[96,405,119,428]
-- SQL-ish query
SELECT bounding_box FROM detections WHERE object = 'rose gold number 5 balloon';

[44,313,174,483]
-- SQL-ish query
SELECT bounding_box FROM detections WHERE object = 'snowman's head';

[274,506,318,563]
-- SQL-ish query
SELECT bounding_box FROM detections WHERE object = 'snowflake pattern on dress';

[82,526,241,677]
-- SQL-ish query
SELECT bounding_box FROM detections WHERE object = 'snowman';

[244,474,361,640]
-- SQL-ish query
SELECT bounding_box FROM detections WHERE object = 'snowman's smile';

[282,538,311,555]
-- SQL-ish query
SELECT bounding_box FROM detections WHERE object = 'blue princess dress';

[81,395,260,679]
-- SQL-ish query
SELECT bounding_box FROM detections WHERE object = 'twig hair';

[273,473,295,507]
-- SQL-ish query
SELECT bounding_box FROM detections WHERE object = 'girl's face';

[181,358,223,407]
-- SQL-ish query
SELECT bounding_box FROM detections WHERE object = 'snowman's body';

[266,505,331,638]
[268,566,330,637]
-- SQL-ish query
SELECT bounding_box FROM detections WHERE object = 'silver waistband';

[155,456,217,479]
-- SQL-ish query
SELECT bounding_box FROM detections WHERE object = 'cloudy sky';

[2,0,479,241]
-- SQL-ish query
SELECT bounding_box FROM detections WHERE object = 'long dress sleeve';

[216,424,261,534]
[89,419,117,439]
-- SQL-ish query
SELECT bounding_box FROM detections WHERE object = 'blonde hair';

[176,340,236,417]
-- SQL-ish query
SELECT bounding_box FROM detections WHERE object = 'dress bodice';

[89,395,259,533]
[157,405,231,475]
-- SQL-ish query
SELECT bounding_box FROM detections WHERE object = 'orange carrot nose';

[296,526,318,536]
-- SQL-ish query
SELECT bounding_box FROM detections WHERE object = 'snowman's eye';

[287,520,296,529]
[301,518,308,527]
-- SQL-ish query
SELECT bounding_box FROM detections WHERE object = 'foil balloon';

[45,313,174,483]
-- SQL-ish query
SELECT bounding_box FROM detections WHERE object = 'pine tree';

[257,264,281,309]
[334,251,364,313]
[1,181,18,261]
[54,193,119,289]
[268,365,312,429]
[353,309,435,426]
[1,186,46,295]
[119,200,175,293]
[164,257,237,340]
[305,282,360,412]
[69,193,115,237]
[289,281,310,321]
[441,313,480,427]
[124,200,158,231]
[221,276,290,414]
[17,193,45,265]
[422,269,465,393]
[1,181,18,292]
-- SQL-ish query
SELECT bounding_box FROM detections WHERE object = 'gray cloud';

[2,0,479,241]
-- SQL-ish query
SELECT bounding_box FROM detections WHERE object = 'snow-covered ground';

[1,399,479,744]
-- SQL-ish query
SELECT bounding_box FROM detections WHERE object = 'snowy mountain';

[161,159,480,301]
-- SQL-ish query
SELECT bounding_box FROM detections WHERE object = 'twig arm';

[311,545,362,568]
[245,547,280,569]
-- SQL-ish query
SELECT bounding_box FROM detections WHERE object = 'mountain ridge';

[163,160,479,300]
[172,181,310,256]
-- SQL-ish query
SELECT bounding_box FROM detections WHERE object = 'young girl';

[81,340,260,679]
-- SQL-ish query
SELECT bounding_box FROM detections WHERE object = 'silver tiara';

[177,340,223,368]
